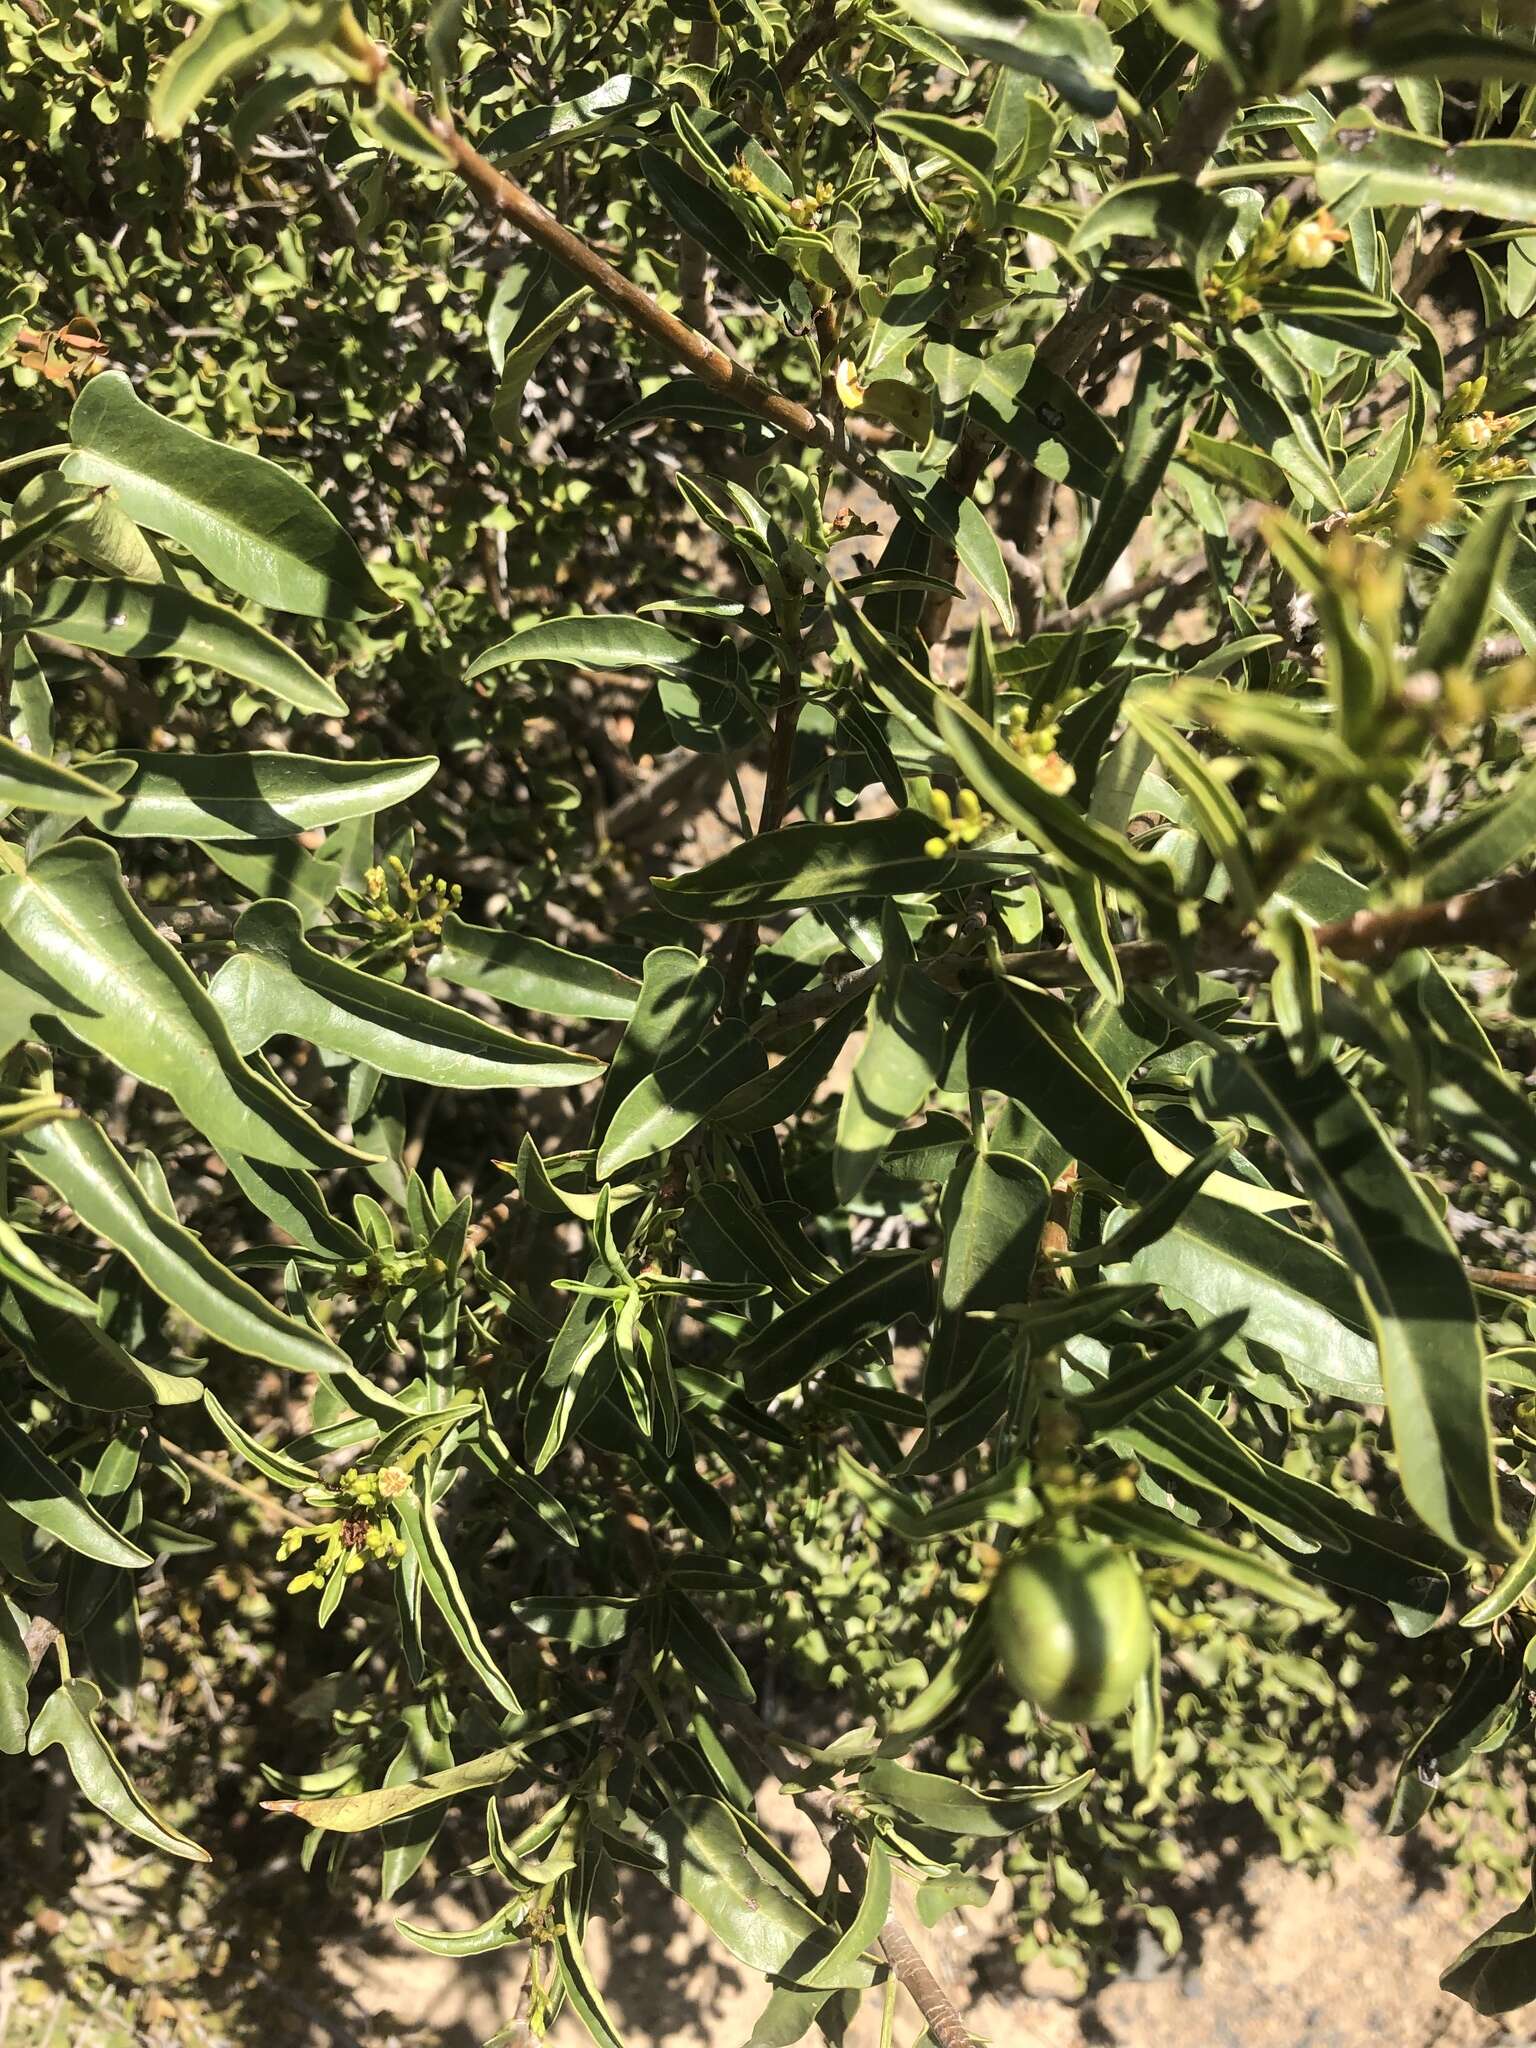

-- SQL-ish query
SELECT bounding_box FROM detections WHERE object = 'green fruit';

[990,1539,1153,1725]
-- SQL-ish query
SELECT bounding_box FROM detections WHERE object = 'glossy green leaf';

[835,961,952,1202]
[801,1840,892,1989]
[0,1600,28,1755]
[863,1757,1090,1835]
[656,810,1011,917]
[714,996,863,1134]
[938,1148,1049,1315]
[209,901,601,1089]
[734,1252,934,1401]
[29,1678,209,1860]
[484,72,661,159]
[946,980,1152,1188]
[1319,120,1536,224]
[933,698,1175,907]
[1199,1051,1506,1555]
[14,469,161,581]
[1388,1643,1524,1834]
[1086,1499,1336,1620]
[0,1288,199,1409]
[394,1490,522,1713]
[150,0,346,138]
[596,1021,765,1177]
[468,613,710,682]
[640,1796,858,1983]
[87,750,434,840]
[490,266,590,445]
[263,1743,521,1831]
[1417,494,1522,674]
[0,483,100,572]
[1417,755,1536,895]
[63,373,391,619]
[0,730,122,820]
[1442,1890,1536,2016]
[885,0,1117,113]
[13,1116,347,1375]
[639,150,801,313]
[1068,350,1203,607]
[881,450,1015,631]
[428,913,639,1021]
[0,841,364,1168]
[28,579,345,716]
[593,945,717,1142]
[0,1411,151,1568]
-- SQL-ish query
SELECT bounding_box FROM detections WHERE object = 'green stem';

[0,444,70,480]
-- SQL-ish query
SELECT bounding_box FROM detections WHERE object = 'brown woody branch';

[334,38,893,499]
[759,871,1536,1038]
[718,1699,979,2048]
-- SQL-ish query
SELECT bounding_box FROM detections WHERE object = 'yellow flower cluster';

[277,1465,410,1596]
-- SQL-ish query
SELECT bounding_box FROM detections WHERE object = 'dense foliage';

[7,0,1536,2040]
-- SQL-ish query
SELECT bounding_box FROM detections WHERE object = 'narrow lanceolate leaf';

[1,1288,200,1410]
[63,373,391,619]
[27,580,346,717]
[933,698,1175,907]
[467,613,711,682]
[1317,120,1536,224]
[555,1908,629,2048]
[639,150,801,313]
[734,1252,934,1401]
[0,731,121,820]
[13,1117,347,1376]
[801,1841,893,1989]
[0,841,365,1169]
[946,980,1151,1189]
[208,902,602,1090]
[639,1797,862,1983]
[484,71,661,159]
[1417,755,1536,896]
[594,946,718,1143]
[1125,698,1258,915]
[428,913,638,1021]
[863,1757,1089,1835]
[1416,494,1522,675]
[0,1411,152,1567]
[1085,1500,1336,1620]
[394,1490,522,1713]
[0,484,99,571]
[596,1022,766,1178]
[835,965,952,1202]
[29,1679,209,1861]
[1107,1188,1381,1399]
[1200,1050,1507,1555]
[86,751,435,840]
[1067,350,1203,607]
[655,811,1017,918]
[0,1217,96,1317]
[150,0,345,137]
[881,450,1015,631]
[884,0,1117,113]
[0,1602,28,1754]
[262,1744,521,1832]
[492,282,590,445]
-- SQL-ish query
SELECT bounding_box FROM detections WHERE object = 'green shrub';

[6,2,1536,2042]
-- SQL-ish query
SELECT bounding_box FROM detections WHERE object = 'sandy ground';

[310,1796,1530,2048]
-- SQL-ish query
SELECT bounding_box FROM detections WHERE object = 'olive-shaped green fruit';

[990,1539,1153,1725]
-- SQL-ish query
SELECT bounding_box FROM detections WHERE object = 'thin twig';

[335,39,893,499]
[161,1441,307,1528]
